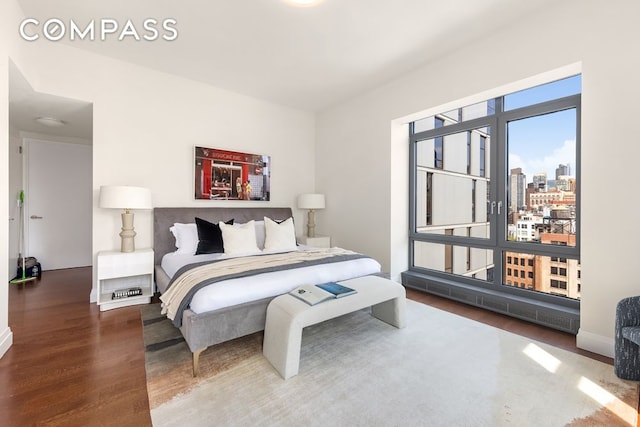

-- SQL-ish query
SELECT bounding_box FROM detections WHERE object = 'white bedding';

[160,247,382,314]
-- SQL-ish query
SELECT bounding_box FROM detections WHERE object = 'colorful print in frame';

[194,146,271,201]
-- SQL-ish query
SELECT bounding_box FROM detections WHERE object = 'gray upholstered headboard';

[153,207,293,265]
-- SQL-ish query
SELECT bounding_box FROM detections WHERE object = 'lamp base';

[120,212,137,253]
[306,209,316,238]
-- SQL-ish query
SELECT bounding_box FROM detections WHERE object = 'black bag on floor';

[17,257,42,279]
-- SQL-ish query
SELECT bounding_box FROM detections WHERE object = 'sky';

[505,75,581,182]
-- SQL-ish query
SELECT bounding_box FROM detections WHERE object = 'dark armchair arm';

[616,296,640,330]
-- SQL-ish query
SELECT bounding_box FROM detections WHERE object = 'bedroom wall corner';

[316,104,392,271]
[573,0,640,356]
[315,0,640,357]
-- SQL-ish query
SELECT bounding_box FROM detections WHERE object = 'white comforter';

[161,247,381,314]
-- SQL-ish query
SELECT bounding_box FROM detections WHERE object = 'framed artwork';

[194,146,270,201]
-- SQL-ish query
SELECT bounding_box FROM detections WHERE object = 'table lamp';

[99,185,152,252]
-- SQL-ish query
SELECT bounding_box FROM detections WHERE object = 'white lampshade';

[99,186,152,211]
[297,194,325,210]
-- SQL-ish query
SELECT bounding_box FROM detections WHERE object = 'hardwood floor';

[0,267,151,427]
[0,267,635,426]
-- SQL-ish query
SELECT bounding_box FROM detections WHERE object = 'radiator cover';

[402,271,580,334]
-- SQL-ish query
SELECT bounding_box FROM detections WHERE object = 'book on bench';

[315,281,358,298]
[289,282,357,306]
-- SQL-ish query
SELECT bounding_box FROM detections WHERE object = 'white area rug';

[148,300,638,426]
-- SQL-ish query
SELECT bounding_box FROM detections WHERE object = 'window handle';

[497,201,502,215]
[490,201,496,215]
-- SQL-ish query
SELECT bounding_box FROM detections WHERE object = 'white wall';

[317,0,640,357]
[0,0,25,359]
[5,3,316,303]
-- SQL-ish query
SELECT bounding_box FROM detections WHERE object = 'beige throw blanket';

[160,248,361,323]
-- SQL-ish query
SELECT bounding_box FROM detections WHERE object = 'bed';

[153,207,382,376]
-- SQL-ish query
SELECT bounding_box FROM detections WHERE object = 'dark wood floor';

[0,267,151,427]
[0,267,634,426]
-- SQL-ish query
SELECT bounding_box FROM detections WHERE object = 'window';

[425,172,433,225]
[408,74,581,317]
[479,136,486,178]
[471,180,477,222]
[467,132,472,175]
[551,280,568,290]
[434,118,444,169]
[466,227,472,270]
[444,228,453,273]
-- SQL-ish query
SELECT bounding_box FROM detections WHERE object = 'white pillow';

[219,220,261,255]
[263,216,297,252]
[169,223,198,255]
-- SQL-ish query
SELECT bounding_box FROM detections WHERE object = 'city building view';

[505,164,580,299]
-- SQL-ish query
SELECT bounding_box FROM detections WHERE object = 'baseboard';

[0,326,13,358]
[576,328,614,358]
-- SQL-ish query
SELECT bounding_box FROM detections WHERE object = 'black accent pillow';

[195,217,234,254]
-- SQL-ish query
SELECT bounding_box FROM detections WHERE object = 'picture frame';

[194,146,270,201]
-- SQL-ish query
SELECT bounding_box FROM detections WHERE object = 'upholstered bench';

[262,275,406,379]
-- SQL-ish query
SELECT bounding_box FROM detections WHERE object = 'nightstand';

[298,235,331,248]
[97,248,154,311]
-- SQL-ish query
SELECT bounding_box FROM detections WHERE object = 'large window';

[406,75,581,326]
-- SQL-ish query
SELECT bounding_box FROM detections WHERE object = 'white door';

[25,139,92,270]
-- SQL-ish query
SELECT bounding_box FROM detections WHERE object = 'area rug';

[142,300,638,426]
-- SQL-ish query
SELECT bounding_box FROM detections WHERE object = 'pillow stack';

[170,216,298,256]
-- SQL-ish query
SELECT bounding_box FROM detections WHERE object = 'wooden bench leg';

[192,347,206,377]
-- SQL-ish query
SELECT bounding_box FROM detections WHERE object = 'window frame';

[408,83,581,310]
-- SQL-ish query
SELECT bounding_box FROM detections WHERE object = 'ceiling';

[11,0,554,139]
[9,61,93,140]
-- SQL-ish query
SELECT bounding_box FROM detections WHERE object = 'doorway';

[8,62,93,278]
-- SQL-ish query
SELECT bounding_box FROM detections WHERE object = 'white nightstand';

[298,235,331,248]
[97,248,154,311]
